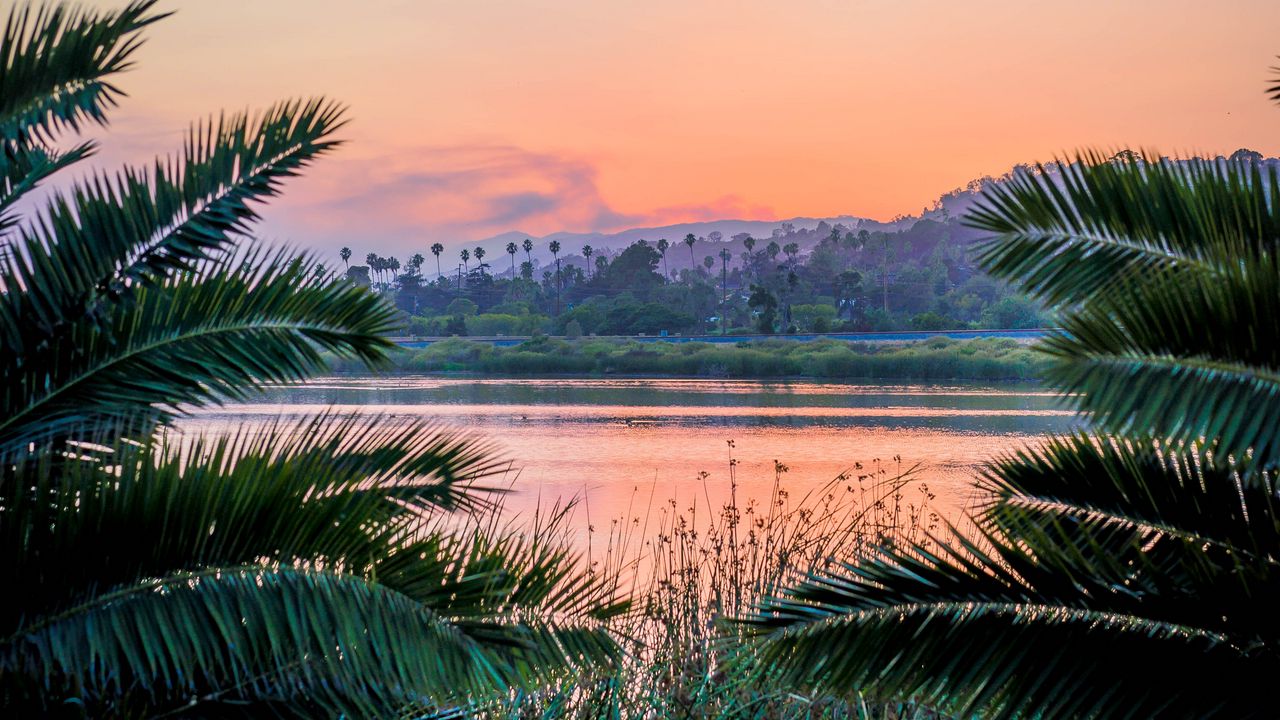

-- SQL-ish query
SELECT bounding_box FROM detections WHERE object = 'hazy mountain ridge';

[451,149,1280,269]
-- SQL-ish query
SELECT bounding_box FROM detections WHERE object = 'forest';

[341,189,1050,338]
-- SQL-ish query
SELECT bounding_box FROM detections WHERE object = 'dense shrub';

[326,337,1047,380]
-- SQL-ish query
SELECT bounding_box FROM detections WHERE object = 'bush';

[325,336,1050,380]
[445,297,479,316]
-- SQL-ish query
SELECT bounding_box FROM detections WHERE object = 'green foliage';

[742,81,1280,716]
[329,337,1046,381]
[0,4,619,715]
[791,303,837,332]
[446,297,479,316]
[493,455,940,719]
[600,301,693,335]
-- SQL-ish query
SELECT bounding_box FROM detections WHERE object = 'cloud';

[267,144,639,246]
[259,143,776,255]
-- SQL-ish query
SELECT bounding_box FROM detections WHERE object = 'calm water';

[184,376,1077,530]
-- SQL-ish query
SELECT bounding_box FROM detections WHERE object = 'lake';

[184,376,1077,538]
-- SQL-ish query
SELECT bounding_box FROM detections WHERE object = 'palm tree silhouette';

[522,238,534,265]
[783,242,799,268]
[582,245,593,279]
[474,246,486,276]
[549,240,561,315]
[657,238,670,279]
[340,246,351,269]
[387,256,400,288]
[683,233,696,270]
[460,248,470,274]
[430,243,444,279]
[506,242,518,278]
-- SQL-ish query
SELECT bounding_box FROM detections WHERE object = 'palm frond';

[1038,281,1280,474]
[967,152,1280,306]
[0,249,396,448]
[0,140,91,233]
[0,413,510,618]
[0,0,165,144]
[740,532,1275,718]
[2,566,507,717]
[979,433,1280,557]
[2,97,347,335]
[1269,57,1280,105]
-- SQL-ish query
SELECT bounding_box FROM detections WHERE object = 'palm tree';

[506,241,518,278]
[549,240,562,314]
[582,244,593,279]
[782,242,799,267]
[523,237,534,264]
[387,256,400,283]
[340,246,351,269]
[460,248,470,274]
[765,240,780,263]
[702,255,714,274]
[473,246,485,276]
[0,3,619,715]
[684,232,697,269]
[657,237,670,279]
[741,74,1280,715]
[743,236,756,253]
[409,252,424,274]
[430,242,444,279]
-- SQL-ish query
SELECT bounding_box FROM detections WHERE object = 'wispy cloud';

[262,144,775,253]
[268,144,639,247]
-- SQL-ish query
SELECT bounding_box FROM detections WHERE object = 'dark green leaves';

[0,3,622,716]
[0,0,165,144]
[744,88,1280,716]
[0,250,397,448]
[971,152,1280,474]
[742,437,1280,718]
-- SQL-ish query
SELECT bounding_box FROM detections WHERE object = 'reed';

[487,446,944,719]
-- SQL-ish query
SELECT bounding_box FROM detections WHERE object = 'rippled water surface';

[185,376,1077,528]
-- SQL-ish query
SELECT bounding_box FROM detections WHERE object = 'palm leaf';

[740,528,1275,718]
[0,140,91,233]
[1,413,510,620]
[1033,253,1280,472]
[3,566,506,717]
[0,250,396,448]
[0,0,165,144]
[967,152,1280,306]
[2,97,347,336]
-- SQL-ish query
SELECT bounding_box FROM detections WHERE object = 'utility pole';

[882,233,890,313]
[720,248,729,335]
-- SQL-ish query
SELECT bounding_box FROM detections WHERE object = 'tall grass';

[487,447,944,719]
[328,336,1047,381]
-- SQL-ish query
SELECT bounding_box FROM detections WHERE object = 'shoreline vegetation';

[325,335,1049,381]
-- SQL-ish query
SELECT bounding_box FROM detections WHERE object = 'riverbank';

[327,335,1048,381]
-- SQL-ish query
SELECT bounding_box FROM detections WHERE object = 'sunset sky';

[86,0,1280,255]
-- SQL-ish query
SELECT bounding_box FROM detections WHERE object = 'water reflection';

[184,377,1078,532]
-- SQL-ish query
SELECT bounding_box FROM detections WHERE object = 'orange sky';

[85,0,1280,253]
